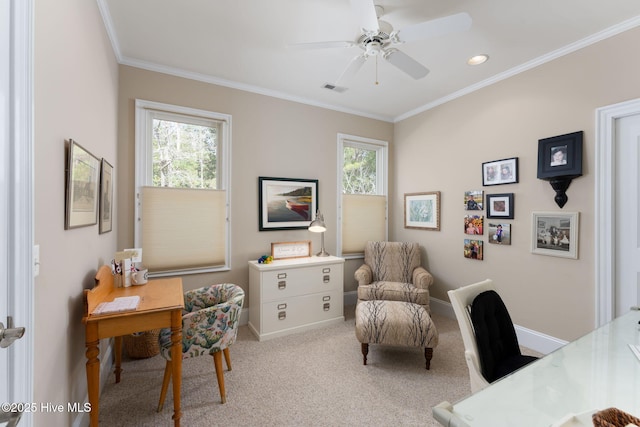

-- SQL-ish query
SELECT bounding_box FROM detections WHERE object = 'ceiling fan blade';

[287,41,355,50]
[349,0,379,33]
[384,49,429,79]
[396,12,472,43]
[336,55,367,86]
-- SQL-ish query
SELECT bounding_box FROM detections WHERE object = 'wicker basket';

[123,329,161,359]
[593,408,640,427]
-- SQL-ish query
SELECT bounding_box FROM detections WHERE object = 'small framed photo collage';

[465,157,517,260]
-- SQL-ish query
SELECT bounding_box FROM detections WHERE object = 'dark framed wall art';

[537,131,583,179]
[259,177,318,231]
[486,193,514,219]
[482,157,518,186]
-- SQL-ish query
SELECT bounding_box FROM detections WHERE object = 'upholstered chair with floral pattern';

[157,283,244,411]
[355,241,434,313]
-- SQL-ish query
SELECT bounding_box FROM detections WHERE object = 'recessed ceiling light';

[467,54,489,66]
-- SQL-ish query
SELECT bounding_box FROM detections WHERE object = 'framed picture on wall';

[65,139,100,229]
[404,191,441,231]
[258,177,318,231]
[486,193,514,219]
[531,211,579,259]
[537,131,583,179]
[99,158,113,234]
[482,157,518,186]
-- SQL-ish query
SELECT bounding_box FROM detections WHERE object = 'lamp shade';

[308,212,326,233]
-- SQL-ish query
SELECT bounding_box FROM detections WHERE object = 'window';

[135,99,231,275]
[337,133,388,257]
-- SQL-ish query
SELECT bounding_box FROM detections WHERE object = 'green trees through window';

[342,145,377,195]
[152,119,218,189]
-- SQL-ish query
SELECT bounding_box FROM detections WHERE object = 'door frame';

[3,0,35,424]
[595,98,640,326]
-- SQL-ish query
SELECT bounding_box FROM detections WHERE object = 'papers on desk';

[91,296,140,316]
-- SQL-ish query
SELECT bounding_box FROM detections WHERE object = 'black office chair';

[470,290,538,383]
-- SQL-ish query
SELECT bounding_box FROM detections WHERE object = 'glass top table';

[433,310,640,426]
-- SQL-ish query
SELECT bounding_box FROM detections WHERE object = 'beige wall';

[34,0,119,425]
[117,66,394,292]
[393,26,640,341]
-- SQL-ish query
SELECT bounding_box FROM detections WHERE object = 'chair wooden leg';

[425,347,434,370]
[157,360,172,412]
[223,347,232,371]
[361,343,369,365]
[212,351,226,404]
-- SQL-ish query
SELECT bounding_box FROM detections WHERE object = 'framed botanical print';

[99,158,113,234]
[404,191,441,230]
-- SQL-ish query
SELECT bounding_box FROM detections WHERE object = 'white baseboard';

[430,297,567,355]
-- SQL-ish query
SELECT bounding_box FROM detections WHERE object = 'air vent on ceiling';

[322,83,347,93]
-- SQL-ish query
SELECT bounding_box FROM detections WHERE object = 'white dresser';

[248,256,345,341]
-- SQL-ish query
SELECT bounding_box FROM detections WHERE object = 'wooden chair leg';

[424,347,434,370]
[361,343,369,365]
[223,347,232,371]
[157,360,172,412]
[212,351,227,403]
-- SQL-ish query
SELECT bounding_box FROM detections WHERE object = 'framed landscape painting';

[404,191,440,231]
[259,177,318,231]
[65,139,100,229]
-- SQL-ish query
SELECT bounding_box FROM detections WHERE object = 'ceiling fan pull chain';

[375,55,379,85]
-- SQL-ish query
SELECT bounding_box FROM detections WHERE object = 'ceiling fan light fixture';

[467,54,489,66]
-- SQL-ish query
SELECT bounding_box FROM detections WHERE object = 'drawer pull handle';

[322,268,331,273]
[278,311,286,320]
[278,281,286,290]
[277,303,287,310]
[324,275,331,283]
[323,295,331,301]
[323,303,330,311]
[277,273,287,279]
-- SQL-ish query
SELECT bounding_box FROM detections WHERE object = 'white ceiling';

[100,0,640,122]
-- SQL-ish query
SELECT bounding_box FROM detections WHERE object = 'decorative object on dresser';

[536,131,583,208]
[248,256,345,341]
[355,241,434,313]
[308,210,329,256]
[270,241,311,260]
[157,283,245,409]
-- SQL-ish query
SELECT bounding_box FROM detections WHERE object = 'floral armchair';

[355,241,434,313]
[157,283,244,410]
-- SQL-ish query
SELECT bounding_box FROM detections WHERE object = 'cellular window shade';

[141,186,226,272]
[342,194,386,255]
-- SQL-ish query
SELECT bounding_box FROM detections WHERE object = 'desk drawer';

[261,291,342,334]
[261,263,342,301]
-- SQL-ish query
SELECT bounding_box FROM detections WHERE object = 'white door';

[1,0,12,410]
[1,1,34,426]
[615,112,640,316]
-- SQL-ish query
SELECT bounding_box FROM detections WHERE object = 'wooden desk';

[82,266,184,426]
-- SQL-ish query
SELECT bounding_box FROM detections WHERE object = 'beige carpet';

[98,306,472,426]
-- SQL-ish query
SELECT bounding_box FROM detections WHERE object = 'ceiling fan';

[290,0,472,87]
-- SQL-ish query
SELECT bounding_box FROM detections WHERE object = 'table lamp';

[309,210,329,257]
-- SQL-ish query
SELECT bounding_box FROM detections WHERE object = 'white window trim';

[336,133,388,259]
[134,99,232,274]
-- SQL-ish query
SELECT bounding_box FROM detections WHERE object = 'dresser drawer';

[261,291,342,334]
[261,263,342,301]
